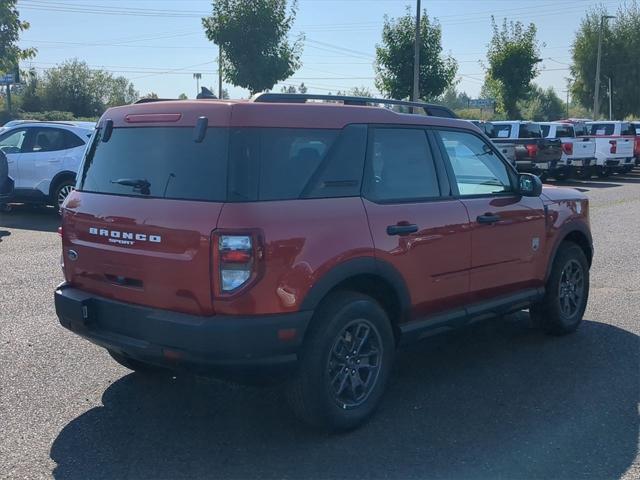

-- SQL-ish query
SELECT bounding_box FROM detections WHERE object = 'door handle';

[476,213,501,224]
[386,224,418,236]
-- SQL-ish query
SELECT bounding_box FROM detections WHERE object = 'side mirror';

[518,173,542,197]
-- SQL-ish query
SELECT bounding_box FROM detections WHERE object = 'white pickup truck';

[539,122,596,179]
[585,121,635,176]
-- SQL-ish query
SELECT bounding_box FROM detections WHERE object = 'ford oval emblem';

[67,249,78,261]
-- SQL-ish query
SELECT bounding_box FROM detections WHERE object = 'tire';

[53,178,75,214]
[597,167,610,178]
[285,291,395,431]
[108,349,168,374]
[531,243,589,335]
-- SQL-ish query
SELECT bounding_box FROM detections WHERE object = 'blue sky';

[16,0,622,100]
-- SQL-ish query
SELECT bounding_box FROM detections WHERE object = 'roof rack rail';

[134,98,177,104]
[251,93,457,118]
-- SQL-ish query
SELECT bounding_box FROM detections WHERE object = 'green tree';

[571,2,640,118]
[141,92,159,100]
[178,93,188,100]
[375,8,457,101]
[203,0,302,94]
[18,68,43,112]
[439,87,471,110]
[520,85,565,121]
[39,60,138,116]
[486,17,541,118]
[0,0,36,75]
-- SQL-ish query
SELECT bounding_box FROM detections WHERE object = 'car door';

[0,128,28,187]
[19,127,68,194]
[362,126,472,320]
[433,128,546,302]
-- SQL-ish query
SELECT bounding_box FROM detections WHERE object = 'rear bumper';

[54,283,313,372]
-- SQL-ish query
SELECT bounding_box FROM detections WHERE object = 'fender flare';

[299,256,411,315]
[545,220,593,281]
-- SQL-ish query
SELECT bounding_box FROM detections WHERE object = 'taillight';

[562,142,573,155]
[212,233,262,296]
[609,140,617,154]
[526,144,538,158]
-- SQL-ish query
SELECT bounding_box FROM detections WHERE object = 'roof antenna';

[196,87,217,99]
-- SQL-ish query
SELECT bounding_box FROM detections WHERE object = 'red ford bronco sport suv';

[55,93,593,431]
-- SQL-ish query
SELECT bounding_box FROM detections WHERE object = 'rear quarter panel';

[214,197,374,315]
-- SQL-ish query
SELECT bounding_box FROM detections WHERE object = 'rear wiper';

[110,178,151,195]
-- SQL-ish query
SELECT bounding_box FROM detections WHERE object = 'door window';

[0,129,28,154]
[24,128,67,153]
[364,128,440,202]
[438,130,512,196]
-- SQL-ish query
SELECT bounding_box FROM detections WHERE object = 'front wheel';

[531,243,589,335]
[285,292,395,431]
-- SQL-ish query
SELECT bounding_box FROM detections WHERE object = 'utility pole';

[218,46,223,99]
[5,84,11,114]
[412,0,421,103]
[566,89,569,118]
[593,15,615,119]
[607,76,612,120]
[193,73,201,97]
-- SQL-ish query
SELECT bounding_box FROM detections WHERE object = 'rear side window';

[227,125,366,201]
[364,127,440,202]
[79,127,228,201]
[589,123,614,135]
[62,130,86,149]
[519,123,542,138]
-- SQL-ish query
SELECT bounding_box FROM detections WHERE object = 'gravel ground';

[0,172,638,480]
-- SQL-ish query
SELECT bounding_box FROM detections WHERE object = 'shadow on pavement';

[50,314,639,480]
[0,204,60,233]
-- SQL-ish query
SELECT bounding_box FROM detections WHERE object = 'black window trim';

[362,124,451,205]
[432,126,520,200]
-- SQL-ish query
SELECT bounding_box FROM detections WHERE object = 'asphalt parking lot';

[1,172,639,480]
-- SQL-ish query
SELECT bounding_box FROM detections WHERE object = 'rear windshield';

[491,124,511,138]
[518,123,542,138]
[78,125,367,202]
[540,124,550,137]
[589,123,615,136]
[620,123,635,136]
[79,127,228,201]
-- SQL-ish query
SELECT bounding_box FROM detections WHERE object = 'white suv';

[0,121,95,211]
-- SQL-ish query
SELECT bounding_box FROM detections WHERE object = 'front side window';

[438,130,512,196]
[492,124,512,138]
[0,128,28,154]
[621,123,635,136]
[364,127,440,202]
[540,124,551,138]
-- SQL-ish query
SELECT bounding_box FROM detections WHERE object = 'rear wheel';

[285,292,395,431]
[108,349,168,374]
[531,243,589,335]
[53,178,75,214]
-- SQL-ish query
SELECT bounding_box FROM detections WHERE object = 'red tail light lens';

[526,144,538,158]
[609,140,617,154]
[562,142,573,155]
[212,233,262,296]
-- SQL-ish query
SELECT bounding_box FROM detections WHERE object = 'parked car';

[0,120,95,211]
[55,93,593,431]
[539,122,596,179]
[631,121,640,165]
[468,120,516,167]
[489,121,563,179]
[585,121,635,175]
